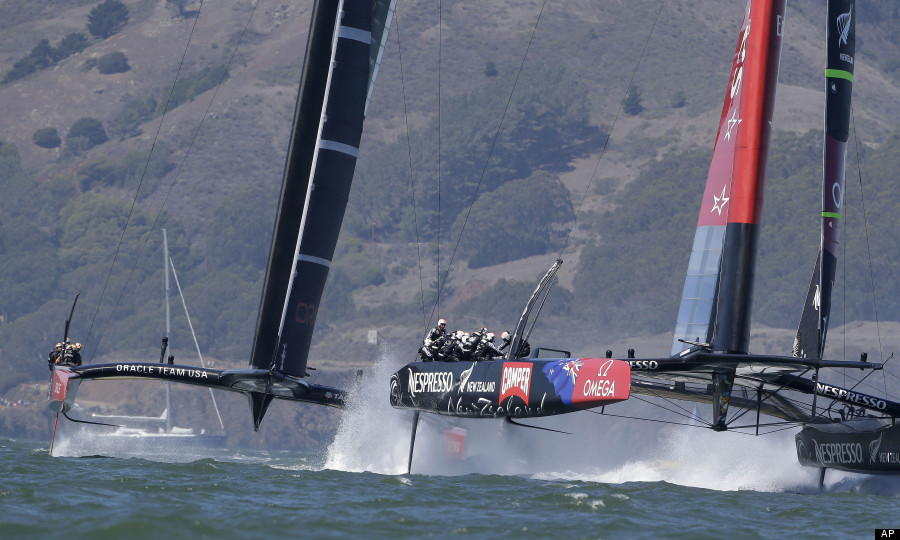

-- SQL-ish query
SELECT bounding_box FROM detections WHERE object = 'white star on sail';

[724,109,742,141]
[710,184,730,215]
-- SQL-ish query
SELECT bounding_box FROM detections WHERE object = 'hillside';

[3,0,900,450]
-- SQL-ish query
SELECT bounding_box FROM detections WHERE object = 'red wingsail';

[672,0,786,358]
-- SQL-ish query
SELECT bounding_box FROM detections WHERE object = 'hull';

[48,367,81,413]
[795,418,900,474]
[47,363,346,414]
[390,358,630,418]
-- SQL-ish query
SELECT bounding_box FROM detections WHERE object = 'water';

[2,439,898,539]
[4,352,900,538]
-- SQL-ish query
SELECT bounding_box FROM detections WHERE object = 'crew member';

[419,319,448,361]
[475,332,503,360]
[499,331,531,359]
[49,340,83,369]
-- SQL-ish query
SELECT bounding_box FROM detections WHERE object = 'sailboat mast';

[163,228,173,433]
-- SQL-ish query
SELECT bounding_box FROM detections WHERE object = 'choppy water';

[4,352,900,538]
[3,437,899,539]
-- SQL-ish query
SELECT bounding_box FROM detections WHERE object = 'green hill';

[3,0,900,448]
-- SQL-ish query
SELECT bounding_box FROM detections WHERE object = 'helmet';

[74,343,83,350]
[55,343,63,349]
[438,318,446,327]
[501,331,510,340]
[486,332,495,342]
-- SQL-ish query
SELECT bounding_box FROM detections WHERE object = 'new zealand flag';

[541,359,583,405]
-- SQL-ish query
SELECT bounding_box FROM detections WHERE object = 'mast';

[670,0,786,429]
[163,228,173,434]
[793,0,855,360]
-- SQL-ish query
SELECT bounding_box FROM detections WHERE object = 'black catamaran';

[389,259,632,420]
[47,0,398,450]
[791,0,900,477]
[388,259,632,470]
[605,0,899,481]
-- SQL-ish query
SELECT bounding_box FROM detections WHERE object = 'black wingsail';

[247,0,395,424]
[793,0,854,361]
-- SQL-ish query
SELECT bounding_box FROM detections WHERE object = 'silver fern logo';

[869,432,883,464]
[458,364,474,394]
[836,8,852,47]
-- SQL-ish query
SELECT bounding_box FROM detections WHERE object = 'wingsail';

[669,0,786,429]
[793,0,855,361]
[630,3,898,479]
[246,0,397,428]
[789,1,900,479]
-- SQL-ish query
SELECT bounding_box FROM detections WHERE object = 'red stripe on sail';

[698,0,784,227]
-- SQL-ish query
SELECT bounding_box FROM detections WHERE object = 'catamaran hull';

[47,363,345,416]
[48,367,82,413]
[390,358,630,418]
[795,419,900,474]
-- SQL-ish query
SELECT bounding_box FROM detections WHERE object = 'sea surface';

[2,436,899,540]
[5,356,900,539]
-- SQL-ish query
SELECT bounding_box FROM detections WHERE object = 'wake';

[324,348,900,495]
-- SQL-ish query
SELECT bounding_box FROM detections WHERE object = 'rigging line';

[849,107,885,368]
[86,0,262,363]
[426,0,550,328]
[582,407,711,429]
[630,384,717,425]
[436,0,442,320]
[627,392,714,428]
[727,420,807,430]
[85,0,210,354]
[848,113,894,402]
[556,0,667,257]
[393,12,428,333]
[820,359,900,401]
[724,369,814,426]
[579,407,778,435]
[169,257,225,431]
[756,423,805,436]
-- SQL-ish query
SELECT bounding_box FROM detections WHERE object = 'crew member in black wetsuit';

[419,319,448,361]
[474,332,503,360]
[499,331,531,359]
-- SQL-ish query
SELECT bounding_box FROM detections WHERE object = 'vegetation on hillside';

[96,51,130,74]
[1,0,132,84]
[87,0,129,39]
[32,127,62,149]
[66,117,108,154]
[348,63,603,247]
[3,0,900,402]
[2,33,89,84]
